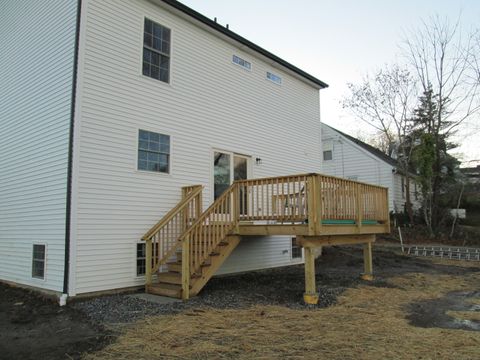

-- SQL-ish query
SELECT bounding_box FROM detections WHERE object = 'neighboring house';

[321,124,420,213]
[461,165,480,184]
[0,0,329,298]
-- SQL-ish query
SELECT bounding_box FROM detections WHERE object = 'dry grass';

[86,264,480,360]
[447,311,480,322]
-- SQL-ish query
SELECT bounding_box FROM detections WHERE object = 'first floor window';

[291,237,302,259]
[138,129,170,173]
[32,244,46,279]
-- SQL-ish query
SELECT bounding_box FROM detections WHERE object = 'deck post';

[303,245,319,304]
[145,239,152,287]
[232,183,240,233]
[181,236,190,300]
[361,240,374,281]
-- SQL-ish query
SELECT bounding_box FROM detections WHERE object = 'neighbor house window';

[138,130,170,173]
[143,18,170,83]
[267,71,282,84]
[137,242,158,276]
[414,182,418,200]
[291,237,302,259]
[232,55,251,70]
[323,150,333,161]
[32,244,46,279]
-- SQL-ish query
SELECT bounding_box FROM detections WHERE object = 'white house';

[0,0,329,299]
[321,124,420,213]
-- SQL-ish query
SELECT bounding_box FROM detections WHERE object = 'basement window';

[32,244,46,279]
[138,129,170,173]
[232,55,251,70]
[267,71,282,85]
[136,242,158,276]
[143,18,171,83]
[291,237,302,259]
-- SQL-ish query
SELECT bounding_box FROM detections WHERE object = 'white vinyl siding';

[320,124,395,211]
[71,0,322,295]
[0,0,77,292]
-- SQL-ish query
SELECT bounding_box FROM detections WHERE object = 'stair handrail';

[143,185,203,285]
[179,182,240,299]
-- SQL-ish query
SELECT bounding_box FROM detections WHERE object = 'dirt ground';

[1,245,479,360]
[0,284,110,360]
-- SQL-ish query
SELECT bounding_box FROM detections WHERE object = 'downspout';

[62,0,82,305]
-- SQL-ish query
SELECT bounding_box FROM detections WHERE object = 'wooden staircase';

[147,234,240,298]
[142,174,391,302]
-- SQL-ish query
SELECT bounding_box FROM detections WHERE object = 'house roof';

[160,0,329,89]
[322,124,398,168]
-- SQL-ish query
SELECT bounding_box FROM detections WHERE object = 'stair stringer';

[189,235,241,296]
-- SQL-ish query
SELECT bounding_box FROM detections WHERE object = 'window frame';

[135,241,159,277]
[291,237,303,260]
[31,243,47,281]
[232,54,252,71]
[142,17,172,84]
[323,150,333,161]
[266,71,282,85]
[136,129,171,175]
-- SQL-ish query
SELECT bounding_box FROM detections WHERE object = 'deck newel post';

[232,183,239,233]
[307,176,316,235]
[356,183,363,232]
[145,238,152,288]
[361,240,374,281]
[181,236,190,300]
[196,189,202,221]
[303,245,319,304]
[314,175,323,234]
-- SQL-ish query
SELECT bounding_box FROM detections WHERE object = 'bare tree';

[342,65,418,221]
[403,16,480,231]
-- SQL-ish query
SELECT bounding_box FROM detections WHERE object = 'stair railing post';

[145,238,153,287]
[181,235,190,300]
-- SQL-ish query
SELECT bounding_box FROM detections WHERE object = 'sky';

[181,0,480,167]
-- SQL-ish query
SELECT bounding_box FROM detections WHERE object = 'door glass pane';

[234,156,247,180]
[214,152,231,200]
[234,156,248,215]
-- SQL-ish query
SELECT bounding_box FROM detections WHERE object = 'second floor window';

[143,18,170,83]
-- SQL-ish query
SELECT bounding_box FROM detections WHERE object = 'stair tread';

[150,282,181,290]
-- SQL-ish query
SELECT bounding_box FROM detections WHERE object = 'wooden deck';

[142,173,390,304]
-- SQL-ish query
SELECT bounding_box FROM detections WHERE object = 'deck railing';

[142,185,203,285]
[235,173,389,232]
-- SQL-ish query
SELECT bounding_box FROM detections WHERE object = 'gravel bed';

[74,246,447,325]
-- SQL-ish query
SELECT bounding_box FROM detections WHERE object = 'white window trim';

[135,128,173,177]
[31,242,47,282]
[135,241,146,279]
[291,237,304,261]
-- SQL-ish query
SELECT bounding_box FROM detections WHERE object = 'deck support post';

[361,241,374,281]
[145,239,152,287]
[303,246,319,304]
[181,237,190,300]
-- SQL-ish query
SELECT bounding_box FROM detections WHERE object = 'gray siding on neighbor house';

[0,0,78,292]
[70,0,322,295]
